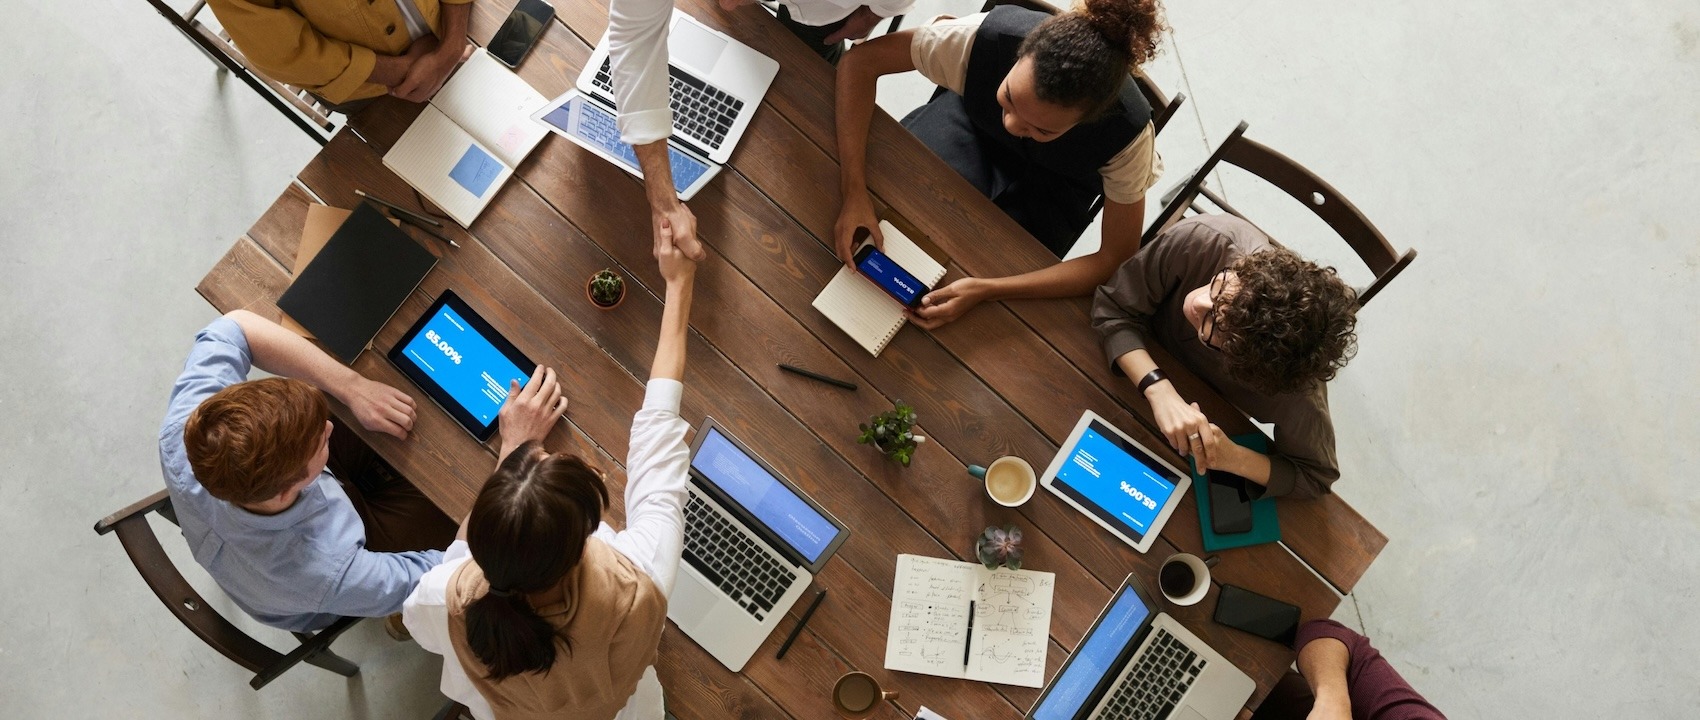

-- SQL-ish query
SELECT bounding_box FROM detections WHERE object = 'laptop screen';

[1030,584,1151,720]
[692,427,837,563]
[1050,420,1181,542]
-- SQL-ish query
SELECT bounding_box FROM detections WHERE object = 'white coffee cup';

[1159,553,1220,606]
[968,456,1036,507]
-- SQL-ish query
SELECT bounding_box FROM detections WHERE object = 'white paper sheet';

[884,554,1054,688]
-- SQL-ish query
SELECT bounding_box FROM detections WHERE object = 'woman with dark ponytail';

[835,0,1168,329]
[403,230,701,720]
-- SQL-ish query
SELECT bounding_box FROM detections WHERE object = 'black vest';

[963,6,1152,195]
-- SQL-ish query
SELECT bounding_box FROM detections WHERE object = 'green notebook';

[1191,433,1281,551]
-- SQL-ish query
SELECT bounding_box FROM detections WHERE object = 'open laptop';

[1027,574,1253,720]
[533,10,777,199]
[669,418,849,672]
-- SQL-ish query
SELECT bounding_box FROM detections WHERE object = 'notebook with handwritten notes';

[884,554,1055,688]
[383,50,549,227]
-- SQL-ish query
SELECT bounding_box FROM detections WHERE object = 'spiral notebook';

[812,220,948,357]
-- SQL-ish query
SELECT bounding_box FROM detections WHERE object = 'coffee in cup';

[1158,553,1219,606]
[832,671,897,718]
[968,456,1037,507]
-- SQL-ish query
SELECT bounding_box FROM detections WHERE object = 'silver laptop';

[577,10,776,162]
[534,10,776,199]
[668,418,849,672]
[1026,574,1254,720]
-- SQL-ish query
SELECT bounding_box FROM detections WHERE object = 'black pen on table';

[778,363,857,391]
[356,189,443,227]
[394,212,461,249]
[963,600,975,668]
[775,588,827,660]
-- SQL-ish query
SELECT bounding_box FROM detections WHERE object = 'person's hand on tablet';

[341,377,417,440]
[497,365,568,459]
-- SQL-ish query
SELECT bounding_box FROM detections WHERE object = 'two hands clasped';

[1145,382,1239,476]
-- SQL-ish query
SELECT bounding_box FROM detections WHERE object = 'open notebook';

[812,221,948,356]
[383,50,549,227]
[884,554,1055,688]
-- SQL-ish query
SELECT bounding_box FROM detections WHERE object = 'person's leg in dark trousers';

[990,175,1102,258]
[775,5,849,64]
[325,421,458,553]
[1248,671,1315,720]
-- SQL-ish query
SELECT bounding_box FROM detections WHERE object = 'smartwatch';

[1136,368,1169,395]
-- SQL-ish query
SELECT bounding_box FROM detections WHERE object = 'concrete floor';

[3,0,1696,717]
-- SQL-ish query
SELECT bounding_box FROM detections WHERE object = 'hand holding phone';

[854,241,933,308]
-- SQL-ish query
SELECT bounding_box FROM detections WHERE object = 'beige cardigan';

[445,537,668,720]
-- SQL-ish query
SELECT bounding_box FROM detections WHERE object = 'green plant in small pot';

[586,269,626,310]
[976,524,1024,571]
[857,400,925,466]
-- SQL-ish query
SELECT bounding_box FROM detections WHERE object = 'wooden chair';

[92,489,364,690]
[142,0,339,144]
[1144,121,1417,307]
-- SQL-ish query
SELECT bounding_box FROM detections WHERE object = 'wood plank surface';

[190,0,1387,714]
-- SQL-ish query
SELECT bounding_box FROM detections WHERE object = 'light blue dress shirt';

[158,318,442,632]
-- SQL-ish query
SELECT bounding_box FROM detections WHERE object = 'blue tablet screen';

[399,304,530,426]
[1051,422,1180,539]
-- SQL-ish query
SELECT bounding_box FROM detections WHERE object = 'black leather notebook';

[277,203,438,362]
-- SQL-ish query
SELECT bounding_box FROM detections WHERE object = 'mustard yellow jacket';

[207,0,472,103]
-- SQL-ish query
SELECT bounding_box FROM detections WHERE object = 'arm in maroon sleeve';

[1294,620,1447,720]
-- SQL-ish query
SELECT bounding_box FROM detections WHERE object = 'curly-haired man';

[1092,214,1359,499]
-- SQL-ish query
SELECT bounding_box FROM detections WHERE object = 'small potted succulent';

[586,269,626,310]
[857,400,925,466]
[976,524,1024,571]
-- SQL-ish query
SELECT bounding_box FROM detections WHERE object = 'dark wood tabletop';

[196,1,1384,717]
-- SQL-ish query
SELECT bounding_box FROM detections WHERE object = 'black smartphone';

[488,0,555,68]
[853,239,933,308]
[1213,584,1300,646]
[1207,469,1254,534]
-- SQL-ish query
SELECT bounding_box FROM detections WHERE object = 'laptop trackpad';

[669,572,718,629]
[669,18,729,73]
[1172,707,1208,720]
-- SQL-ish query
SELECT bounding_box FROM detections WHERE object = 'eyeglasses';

[1200,270,1231,351]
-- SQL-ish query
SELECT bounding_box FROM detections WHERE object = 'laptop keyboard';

[1097,628,1206,720]
[593,58,743,151]
[682,494,794,621]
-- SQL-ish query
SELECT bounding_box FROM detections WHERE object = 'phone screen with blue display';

[854,242,930,307]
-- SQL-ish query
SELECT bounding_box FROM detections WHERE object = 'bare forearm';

[1297,637,1353,710]
[224,310,361,399]
[651,278,695,381]
[834,51,881,195]
[634,140,680,212]
[369,53,412,86]
[976,254,1122,302]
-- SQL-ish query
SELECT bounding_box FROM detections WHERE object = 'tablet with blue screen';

[387,290,536,442]
[1039,411,1191,553]
[532,90,721,201]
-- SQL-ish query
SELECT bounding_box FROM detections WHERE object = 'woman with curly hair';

[835,0,1168,329]
[1092,214,1360,499]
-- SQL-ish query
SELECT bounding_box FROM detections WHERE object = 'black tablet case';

[277,203,438,362]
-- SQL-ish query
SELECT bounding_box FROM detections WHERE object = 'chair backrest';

[94,490,289,675]
[977,0,1186,133]
[93,490,361,689]
[1144,121,1417,307]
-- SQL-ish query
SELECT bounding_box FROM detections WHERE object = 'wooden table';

[197,1,1385,716]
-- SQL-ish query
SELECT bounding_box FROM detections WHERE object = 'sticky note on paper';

[448,144,503,197]
[496,124,528,157]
